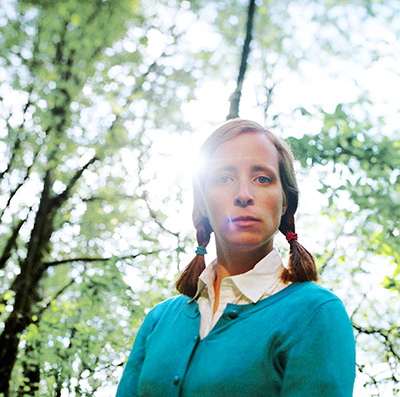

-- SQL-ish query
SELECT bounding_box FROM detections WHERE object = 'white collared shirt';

[195,248,289,339]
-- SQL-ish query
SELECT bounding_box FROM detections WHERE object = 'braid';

[176,218,213,297]
[280,212,318,283]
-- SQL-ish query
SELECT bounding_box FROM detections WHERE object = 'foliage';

[0,0,399,395]
[291,102,400,279]
[0,0,212,395]
[290,101,400,395]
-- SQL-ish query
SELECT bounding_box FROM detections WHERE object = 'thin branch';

[0,77,37,183]
[52,156,98,209]
[353,324,400,362]
[263,83,276,122]
[107,54,159,135]
[0,216,28,270]
[43,250,161,269]
[142,191,180,239]
[0,138,21,182]
[349,292,368,321]
[356,363,380,391]
[0,148,40,222]
[108,13,187,133]
[226,0,256,120]
[36,279,75,318]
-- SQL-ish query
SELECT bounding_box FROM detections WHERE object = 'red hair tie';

[286,233,298,243]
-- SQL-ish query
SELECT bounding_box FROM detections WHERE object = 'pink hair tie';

[286,233,298,243]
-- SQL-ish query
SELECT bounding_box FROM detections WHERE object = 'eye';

[216,175,231,184]
[256,176,272,184]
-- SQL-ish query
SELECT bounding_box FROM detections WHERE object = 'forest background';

[0,0,399,396]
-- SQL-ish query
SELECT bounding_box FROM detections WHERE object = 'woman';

[117,119,356,396]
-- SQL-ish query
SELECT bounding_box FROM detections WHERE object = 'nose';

[234,181,254,208]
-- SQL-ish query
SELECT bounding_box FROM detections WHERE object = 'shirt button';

[193,336,198,342]
[229,310,239,319]
[173,376,180,385]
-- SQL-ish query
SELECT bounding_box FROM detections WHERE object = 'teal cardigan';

[116,282,356,396]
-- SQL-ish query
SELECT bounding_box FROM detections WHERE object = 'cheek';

[264,192,285,216]
[202,188,226,216]
[202,194,232,229]
[204,197,223,219]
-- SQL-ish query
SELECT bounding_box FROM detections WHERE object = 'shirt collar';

[191,248,286,303]
[190,263,216,302]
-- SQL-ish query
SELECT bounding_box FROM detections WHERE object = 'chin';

[229,238,272,251]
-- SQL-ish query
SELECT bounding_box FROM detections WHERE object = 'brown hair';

[176,119,318,297]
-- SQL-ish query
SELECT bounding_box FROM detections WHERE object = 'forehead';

[207,131,279,168]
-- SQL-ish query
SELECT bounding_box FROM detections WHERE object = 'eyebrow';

[213,165,236,173]
[252,165,275,173]
[212,164,277,174]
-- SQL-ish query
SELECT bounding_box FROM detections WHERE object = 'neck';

[212,242,273,315]
[216,242,273,277]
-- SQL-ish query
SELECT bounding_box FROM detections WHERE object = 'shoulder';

[285,281,343,308]
[285,282,352,332]
[146,294,190,324]
[253,282,346,321]
[270,283,354,352]
[136,294,194,342]
[152,294,190,311]
[271,282,352,331]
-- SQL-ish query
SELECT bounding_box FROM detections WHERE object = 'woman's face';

[200,131,287,255]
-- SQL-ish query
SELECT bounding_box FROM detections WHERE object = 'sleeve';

[279,299,356,397]
[115,307,159,397]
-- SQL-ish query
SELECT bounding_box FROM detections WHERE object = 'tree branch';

[353,324,400,363]
[226,0,256,120]
[141,191,180,239]
[35,279,75,318]
[43,250,161,269]
[52,156,98,209]
[0,216,28,270]
[0,148,40,223]
[0,138,21,182]
[108,52,160,134]
[0,89,35,183]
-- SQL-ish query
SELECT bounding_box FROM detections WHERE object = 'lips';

[231,216,261,227]
[232,216,260,222]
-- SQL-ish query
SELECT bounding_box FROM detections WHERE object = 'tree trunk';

[17,341,41,397]
[0,300,31,396]
[0,152,96,394]
[0,171,54,395]
[226,0,256,120]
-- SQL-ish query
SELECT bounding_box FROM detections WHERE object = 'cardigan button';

[173,376,180,385]
[229,310,239,319]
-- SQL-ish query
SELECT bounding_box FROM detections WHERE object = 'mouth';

[232,216,260,221]
[230,216,261,227]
